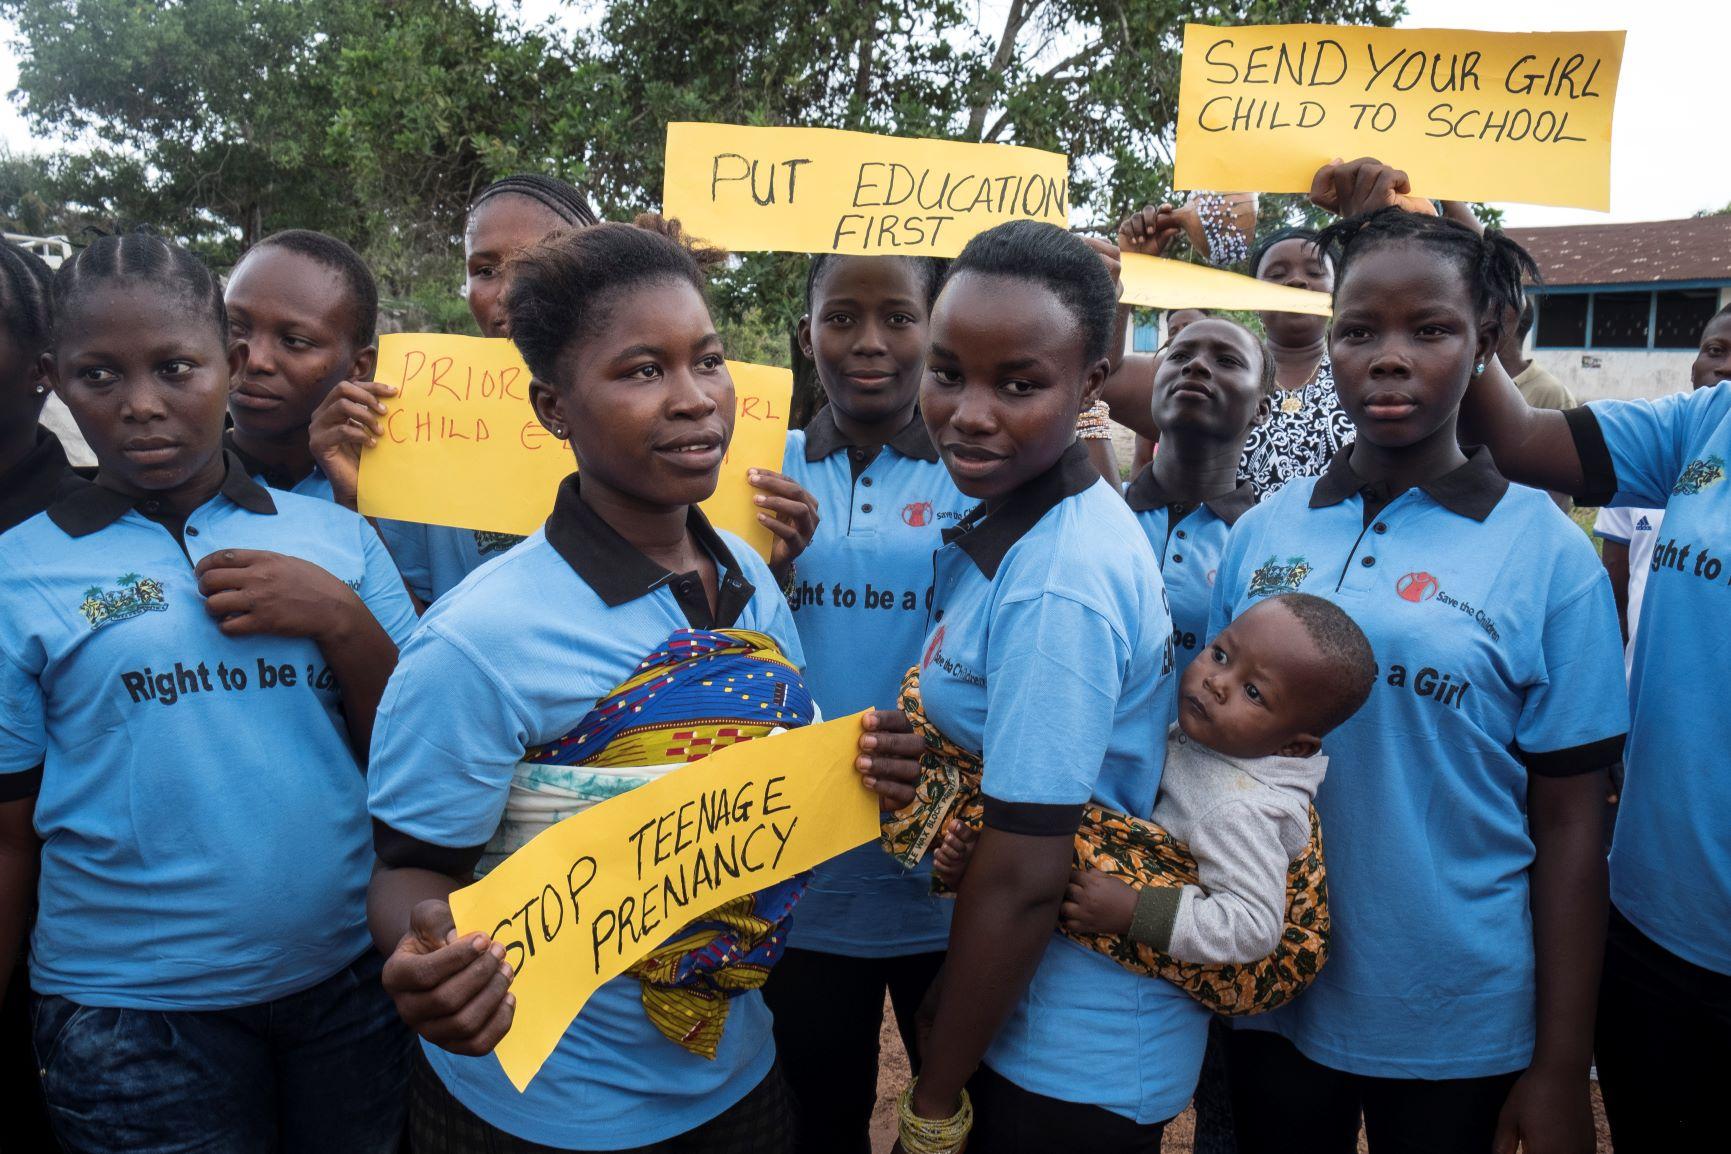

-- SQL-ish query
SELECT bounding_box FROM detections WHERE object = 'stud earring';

[34,384,48,395]
[553,424,567,439]
[1474,361,1486,375]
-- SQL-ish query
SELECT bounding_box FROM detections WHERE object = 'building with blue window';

[1508,215,1731,402]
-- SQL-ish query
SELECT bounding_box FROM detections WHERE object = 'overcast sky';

[1,0,1721,229]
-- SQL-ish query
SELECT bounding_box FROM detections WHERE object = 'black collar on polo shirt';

[0,426,79,534]
[1309,444,1509,522]
[222,427,316,492]
[542,473,756,629]
[943,440,1098,580]
[801,406,940,464]
[48,451,277,538]
[1123,465,1258,527]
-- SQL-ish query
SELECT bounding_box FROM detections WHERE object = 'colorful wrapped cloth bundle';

[880,664,1330,1017]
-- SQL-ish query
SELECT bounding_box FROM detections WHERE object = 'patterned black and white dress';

[1237,352,1354,498]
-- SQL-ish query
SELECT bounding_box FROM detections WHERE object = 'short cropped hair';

[242,229,378,347]
[1269,592,1376,735]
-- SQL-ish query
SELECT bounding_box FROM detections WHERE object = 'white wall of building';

[1532,348,1697,402]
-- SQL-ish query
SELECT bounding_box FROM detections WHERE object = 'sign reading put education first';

[1174,25,1625,210]
[662,123,1070,257]
[448,713,880,1091]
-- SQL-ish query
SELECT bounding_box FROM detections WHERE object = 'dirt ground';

[867,1000,1615,1153]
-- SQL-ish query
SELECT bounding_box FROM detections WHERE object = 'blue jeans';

[31,950,410,1154]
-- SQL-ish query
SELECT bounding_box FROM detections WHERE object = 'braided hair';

[1315,208,1539,338]
[239,229,379,347]
[0,240,55,358]
[806,253,947,312]
[52,232,227,344]
[469,174,600,229]
[505,215,723,383]
[944,219,1118,364]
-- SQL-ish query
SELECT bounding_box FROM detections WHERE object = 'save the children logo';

[1247,555,1311,598]
[474,530,527,556]
[79,573,168,631]
[902,501,933,527]
[922,625,946,670]
[1671,455,1725,496]
[1396,571,1440,602]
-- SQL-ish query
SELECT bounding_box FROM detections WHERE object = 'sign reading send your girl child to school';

[356,334,792,559]
[662,123,1070,257]
[1174,24,1625,210]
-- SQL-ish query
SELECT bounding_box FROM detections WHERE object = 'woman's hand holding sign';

[381,898,517,1057]
[856,708,924,810]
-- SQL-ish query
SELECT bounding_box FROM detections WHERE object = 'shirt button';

[141,498,161,514]
[935,609,944,621]
[1172,553,1184,563]
[861,476,873,487]
[1373,522,1388,534]
[862,503,873,513]
[1175,529,1187,539]
[678,579,694,594]
[1361,556,1376,568]
[184,525,199,537]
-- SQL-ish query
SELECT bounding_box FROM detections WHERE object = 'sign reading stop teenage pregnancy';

[447,712,880,1091]
[1174,25,1625,211]
[356,334,791,560]
[662,123,1070,257]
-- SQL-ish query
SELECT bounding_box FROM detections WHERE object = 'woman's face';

[466,195,571,338]
[48,284,241,497]
[1255,238,1334,346]
[1328,243,1493,451]
[921,270,1106,502]
[1150,320,1270,444]
[529,278,734,511]
[800,256,928,427]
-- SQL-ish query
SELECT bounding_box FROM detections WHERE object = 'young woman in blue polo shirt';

[1461,302,1731,1148]
[762,252,971,1153]
[860,219,1208,1152]
[367,219,812,1153]
[0,234,418,1154]
[313,174,603,604]
[1210,208,1627,1154]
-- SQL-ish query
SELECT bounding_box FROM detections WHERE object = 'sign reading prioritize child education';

[357,334,792,560]
[662,123,1070,257]
[1174,24,1625,210]
[447,712,880,1091]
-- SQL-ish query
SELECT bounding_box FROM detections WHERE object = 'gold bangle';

[897,1079,974,1154]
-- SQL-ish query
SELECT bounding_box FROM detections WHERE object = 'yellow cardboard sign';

[1118,253,1333,316]
[357,334,792,559]
[662,122,1070,257]
[1174,25,1624,210]
[447,712,880,1090]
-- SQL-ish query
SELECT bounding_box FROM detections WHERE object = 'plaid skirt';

[407,1047,793,1154]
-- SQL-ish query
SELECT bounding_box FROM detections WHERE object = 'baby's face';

[1178,601,1327,759]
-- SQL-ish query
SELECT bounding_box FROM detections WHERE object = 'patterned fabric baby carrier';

[880,665,1330,1016]
[479,628,815,1057]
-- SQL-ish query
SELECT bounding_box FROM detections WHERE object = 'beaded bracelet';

[1193,191,1249,268]
[897,1080,974,1154]
[1076,399,1114,440]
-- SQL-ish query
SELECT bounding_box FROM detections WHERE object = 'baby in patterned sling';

[937,593,1376,966]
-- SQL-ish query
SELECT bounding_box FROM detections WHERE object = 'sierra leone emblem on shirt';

[1247,555,1312,598]
[473,530,527,556]
[79,573,168,630]
[1672,455,1725,496]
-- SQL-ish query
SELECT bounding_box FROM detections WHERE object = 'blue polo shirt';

[224,428,337,504]
[0,456,418,1009]
[1124,467,1256,679]
[918,443,1206,1124]
[781,411,973,956]
[368,474,803,1149]
[376,520,525,603]
[1211,448,1627,1077]
[1568,385,1731,973]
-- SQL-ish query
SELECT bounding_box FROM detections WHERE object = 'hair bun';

[632,213,729,272]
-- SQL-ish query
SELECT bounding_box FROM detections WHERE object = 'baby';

[936,592,1376,964]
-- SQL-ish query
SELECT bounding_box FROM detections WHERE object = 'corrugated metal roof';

[1506,216,1731,287]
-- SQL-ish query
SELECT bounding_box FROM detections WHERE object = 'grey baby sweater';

[1127,725,1327,964]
